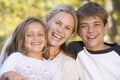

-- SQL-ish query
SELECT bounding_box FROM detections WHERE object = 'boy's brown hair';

[77,2,108,34]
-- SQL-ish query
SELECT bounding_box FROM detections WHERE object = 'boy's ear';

[104,23,109,34]
[77,30,81,37]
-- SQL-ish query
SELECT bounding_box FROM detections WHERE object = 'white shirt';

[0,52,61,80]
[76,47,120,80]
[53,51,79,80]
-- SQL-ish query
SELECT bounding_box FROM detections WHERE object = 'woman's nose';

[57,27,64,33]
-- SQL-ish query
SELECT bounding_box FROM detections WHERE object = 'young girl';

[0,17,61,80]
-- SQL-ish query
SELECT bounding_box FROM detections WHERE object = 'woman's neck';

[49,46,61,60]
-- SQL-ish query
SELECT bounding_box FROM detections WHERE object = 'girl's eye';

[38,34,44,36]
[27,34,33,37]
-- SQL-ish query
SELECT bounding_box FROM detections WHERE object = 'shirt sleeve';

[68,41,84,59]
[0,52,22,77]
[0,36,12,67]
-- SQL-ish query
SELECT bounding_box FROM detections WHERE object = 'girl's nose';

[33,35,39,39]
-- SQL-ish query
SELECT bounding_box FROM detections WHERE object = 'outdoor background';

[0,0,120,52]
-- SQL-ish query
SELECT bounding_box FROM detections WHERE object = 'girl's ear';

[104,23,109,34]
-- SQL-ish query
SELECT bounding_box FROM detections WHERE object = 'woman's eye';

[55,21,61,25]
[56,21,59,24]
[65,27,71,30]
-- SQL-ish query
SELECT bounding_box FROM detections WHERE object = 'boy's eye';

[80,25,88,29]
[94,23,100,26]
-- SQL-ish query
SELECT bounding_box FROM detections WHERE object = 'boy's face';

[78,16,108,51]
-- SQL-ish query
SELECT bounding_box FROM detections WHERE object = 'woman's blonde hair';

[44,4,77,35]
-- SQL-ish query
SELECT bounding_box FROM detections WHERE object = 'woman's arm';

[0,53,27,80]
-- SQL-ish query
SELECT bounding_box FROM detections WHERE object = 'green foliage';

[0,0,53,51]
[0,0,120,52]
[0,0,81,52]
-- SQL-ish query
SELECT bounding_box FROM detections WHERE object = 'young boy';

[68,2,120,80]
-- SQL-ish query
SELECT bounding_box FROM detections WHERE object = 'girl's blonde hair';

[2,17,49,64]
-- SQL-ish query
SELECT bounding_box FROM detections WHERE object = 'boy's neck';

[85,43,111,51]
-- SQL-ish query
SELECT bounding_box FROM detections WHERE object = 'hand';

[1,71,27,80]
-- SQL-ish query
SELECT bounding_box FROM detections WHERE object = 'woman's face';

[46,12,75,47]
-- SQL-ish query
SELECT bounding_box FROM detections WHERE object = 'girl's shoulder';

[9,52,23,57]
[6,52,24,61]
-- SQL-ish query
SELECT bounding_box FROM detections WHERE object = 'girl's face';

[46,12,75,47]
[25,22,46,54]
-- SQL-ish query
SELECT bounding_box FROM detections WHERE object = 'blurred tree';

[0,0,120,52]
[0,0,82,51]
[108,0,120,44]
[0,0,54,51]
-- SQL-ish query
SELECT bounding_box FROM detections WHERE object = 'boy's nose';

[88,26,94,33]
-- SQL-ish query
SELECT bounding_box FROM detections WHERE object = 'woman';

[0,4,79,80]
